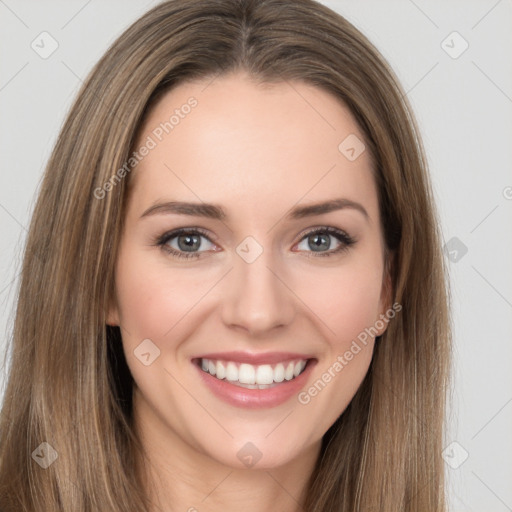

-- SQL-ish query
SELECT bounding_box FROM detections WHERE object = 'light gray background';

[1,1,511,510]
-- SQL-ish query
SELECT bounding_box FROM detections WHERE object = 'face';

[108,71,391,470]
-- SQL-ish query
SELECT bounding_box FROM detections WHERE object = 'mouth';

[191,352,317,409]
[193,357,310,389]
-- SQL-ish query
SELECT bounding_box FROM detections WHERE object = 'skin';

[108,70,391,512]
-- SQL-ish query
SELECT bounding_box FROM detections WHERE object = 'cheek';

[293,262,381,433]
[114,246,209,341]
[293,257,384,346]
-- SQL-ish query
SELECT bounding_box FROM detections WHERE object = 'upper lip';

[193,351,314,365]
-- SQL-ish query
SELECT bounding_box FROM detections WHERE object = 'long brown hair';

[0,0,451,510]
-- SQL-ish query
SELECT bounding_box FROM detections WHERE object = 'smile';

[192,352,317,409]
[199,358,308,389]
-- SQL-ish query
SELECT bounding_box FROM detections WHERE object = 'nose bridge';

[220,239,295,335]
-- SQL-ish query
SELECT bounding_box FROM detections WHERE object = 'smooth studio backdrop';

[0,1,511,510]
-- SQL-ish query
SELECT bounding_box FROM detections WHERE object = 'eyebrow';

[140,198,369,222]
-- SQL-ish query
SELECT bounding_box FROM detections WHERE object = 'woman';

[0,0,451,510]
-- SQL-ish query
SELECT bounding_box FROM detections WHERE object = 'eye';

[294,226,356,257]
[155,226,356,260]
[155,228,217,260]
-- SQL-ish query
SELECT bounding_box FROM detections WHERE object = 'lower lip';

[194,359,316,409]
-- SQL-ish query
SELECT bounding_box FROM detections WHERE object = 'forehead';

[127,72,378,223]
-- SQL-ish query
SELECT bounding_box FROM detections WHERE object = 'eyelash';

[154,226,356,260]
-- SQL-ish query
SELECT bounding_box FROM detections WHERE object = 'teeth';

[285,362,294,380]
[199,358,308,385]
[226,362,238,381]
[255,364,274,385]
[274,363,285,383]
[216,361,226,380]
[239,363,255,384]
[294,361,304,377]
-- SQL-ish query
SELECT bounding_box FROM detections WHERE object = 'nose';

[220,248,296,336]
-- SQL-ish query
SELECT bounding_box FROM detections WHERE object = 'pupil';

[178,234,200,251]
[310,233,329,251]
